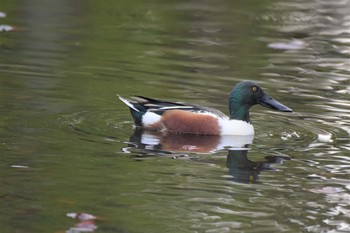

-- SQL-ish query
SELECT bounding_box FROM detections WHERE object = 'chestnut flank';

[161,110,220,135]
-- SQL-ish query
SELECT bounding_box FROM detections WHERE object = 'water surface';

[0,0,349,232]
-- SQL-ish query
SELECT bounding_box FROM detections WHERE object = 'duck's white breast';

[218,118,254,135]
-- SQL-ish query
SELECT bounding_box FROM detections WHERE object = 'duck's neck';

[229,98,251,123]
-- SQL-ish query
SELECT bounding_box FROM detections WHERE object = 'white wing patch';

[197,111,229,120]
[158,106,194,110]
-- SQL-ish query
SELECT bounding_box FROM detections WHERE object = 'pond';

[0,0,349,232]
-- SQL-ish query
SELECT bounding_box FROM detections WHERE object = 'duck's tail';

[118,95,145,126]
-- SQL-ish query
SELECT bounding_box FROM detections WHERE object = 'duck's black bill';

[260,94,293,112]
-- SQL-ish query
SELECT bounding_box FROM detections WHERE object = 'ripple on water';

[60,109,130,145]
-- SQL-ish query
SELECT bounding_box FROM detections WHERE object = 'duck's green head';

[229,81,292,122]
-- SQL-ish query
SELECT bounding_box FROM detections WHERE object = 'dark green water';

[1,0,349,232]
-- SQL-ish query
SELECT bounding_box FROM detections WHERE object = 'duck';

[118,81,292,136]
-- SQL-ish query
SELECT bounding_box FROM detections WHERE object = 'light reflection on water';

[0,0,349,232]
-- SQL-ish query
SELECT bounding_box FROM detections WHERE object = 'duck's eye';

[252,86,257,92]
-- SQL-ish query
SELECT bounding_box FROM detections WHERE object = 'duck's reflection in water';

[124,129,289,183]
[226,148,289,183]
[126,129,254,154]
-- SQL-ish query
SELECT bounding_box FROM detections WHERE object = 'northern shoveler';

[118,81,292,135]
